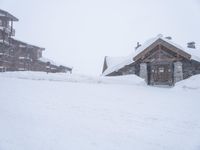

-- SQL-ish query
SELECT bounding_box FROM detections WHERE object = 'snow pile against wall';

[175,74,200,90]
[1,71,200,88]
[0,71,145,86]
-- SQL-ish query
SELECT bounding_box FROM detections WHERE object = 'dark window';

[159,67,164,73]
[37,50,42,58]
[0,30,2,39]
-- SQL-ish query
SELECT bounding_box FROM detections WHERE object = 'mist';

[1,0,200,75]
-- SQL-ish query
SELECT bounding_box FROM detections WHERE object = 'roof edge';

[133,38,191,61]
[0,9,19,21]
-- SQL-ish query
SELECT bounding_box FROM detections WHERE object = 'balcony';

[0,25,15,36]
[0,38,9,45]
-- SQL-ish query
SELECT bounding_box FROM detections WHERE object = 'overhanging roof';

[10,38,45,51]
[0,9,19,21]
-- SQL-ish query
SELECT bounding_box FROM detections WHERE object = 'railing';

[0,38,10,45]
[0,25,15,36]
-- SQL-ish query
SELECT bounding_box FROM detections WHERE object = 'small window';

[178,66,182,69]
[152,69,154,72]
[159,67,164,73]
[168,69,171,72]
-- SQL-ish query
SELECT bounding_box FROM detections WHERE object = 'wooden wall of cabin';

[106,71,122,76]
[182,59,200,79]
[0,30,9,43]
[106,63,140,76]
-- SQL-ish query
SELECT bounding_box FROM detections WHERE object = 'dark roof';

[0,9,19,21]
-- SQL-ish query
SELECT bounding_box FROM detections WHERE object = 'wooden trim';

[134,39,161,61]
[133,38,191,61]
[160,40,191,59]
[143,58,182,63]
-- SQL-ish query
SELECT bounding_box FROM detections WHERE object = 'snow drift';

[0,72,200,150]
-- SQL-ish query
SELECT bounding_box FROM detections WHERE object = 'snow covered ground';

[0,72,200,150]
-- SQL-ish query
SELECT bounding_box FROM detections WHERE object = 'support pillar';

[140,63,148,82]
[174,61,183,83]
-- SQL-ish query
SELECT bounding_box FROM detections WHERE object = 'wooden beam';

[143,58,183,63]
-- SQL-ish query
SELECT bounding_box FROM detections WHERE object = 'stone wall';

[174,61,183,83]
[139,63,148,82]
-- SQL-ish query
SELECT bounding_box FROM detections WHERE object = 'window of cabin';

[159,67,164,73]
[0,19,2,26]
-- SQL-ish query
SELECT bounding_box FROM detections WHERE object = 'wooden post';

[158,44,161,61]
[11,20,13,37]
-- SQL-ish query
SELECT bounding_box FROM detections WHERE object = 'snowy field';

[0,72,200,150]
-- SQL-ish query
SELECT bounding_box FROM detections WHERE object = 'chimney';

[165,36,172,40]
[187,42,196,49]
[135,42,141,50]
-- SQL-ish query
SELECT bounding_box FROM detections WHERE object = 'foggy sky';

[1,0,200,75]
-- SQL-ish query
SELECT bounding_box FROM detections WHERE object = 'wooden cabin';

[102,35,200,86]
[0,9,72,73]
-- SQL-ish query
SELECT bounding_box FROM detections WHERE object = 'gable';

[133,38,191,62]
[142,49,175,63]
[0,9,19,21]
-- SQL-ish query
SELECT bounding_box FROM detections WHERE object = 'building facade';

[0,9,72,73]
[102,35,200,86]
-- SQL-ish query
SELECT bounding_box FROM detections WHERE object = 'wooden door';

[150,64,173,85]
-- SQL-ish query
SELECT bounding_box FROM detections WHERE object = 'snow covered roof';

[39,57,73,69]
[103,35,200,76]
[39,57,61,66]
[103,55,134,76]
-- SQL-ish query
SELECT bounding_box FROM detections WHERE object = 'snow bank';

[0,72,200,150]
[0,71,145,86]
[1,71,200,90]
[175,75,200,90]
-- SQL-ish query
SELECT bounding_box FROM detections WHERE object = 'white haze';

[1,0,200,75]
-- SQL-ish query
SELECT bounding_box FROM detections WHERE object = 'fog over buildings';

[1,0,200,75]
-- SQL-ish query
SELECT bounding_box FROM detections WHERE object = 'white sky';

[1,0,200,75]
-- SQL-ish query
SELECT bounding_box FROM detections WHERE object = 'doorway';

[149,63,173,85]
